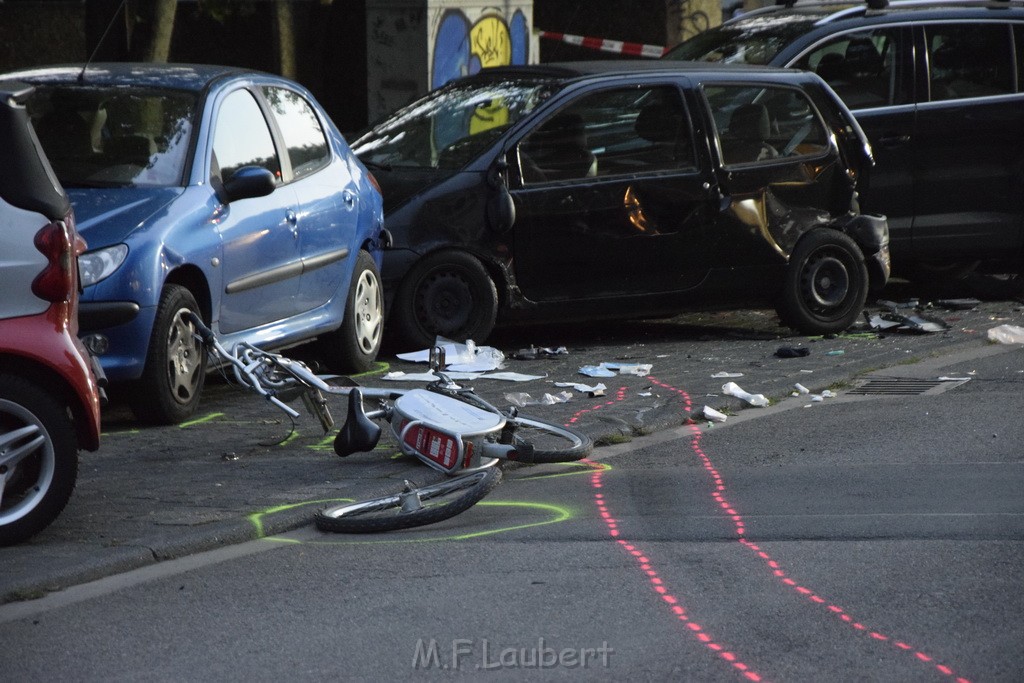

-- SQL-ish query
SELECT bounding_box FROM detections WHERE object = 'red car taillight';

[31,216,83,303]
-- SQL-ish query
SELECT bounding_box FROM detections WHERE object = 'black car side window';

[212,89,280,184]
[707,85,829,166]
[797,28,906,109]
[262,86,330,180]
[518,85,695,184]
[927,24,1015,102]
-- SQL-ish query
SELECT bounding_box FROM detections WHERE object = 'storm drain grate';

[847,377,966,396]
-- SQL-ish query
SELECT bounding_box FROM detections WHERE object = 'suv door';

[792,27,916,254]
[509,82,718,301]
[913,22,1024,259]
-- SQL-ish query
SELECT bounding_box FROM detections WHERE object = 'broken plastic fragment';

[579,365,617,378]
[554,381,607,393]
[721,381,769,407]
[711,371,744,378]
[702,406,728,423]
[987,324,1024,344]
[794,383,809,394]
[504,391,572,407]
[512,345,569,360]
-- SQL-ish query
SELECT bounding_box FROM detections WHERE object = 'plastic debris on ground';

[702,406,728,423]
[512,345,568,360]
[775,346,810,358]
[504,391,573,408]
[793,383,810,395]
[987,324,1024,344]
[396,337,505,372]
[554,381,607,396]
[721,381,769,407]
[579,362,652,377]
[383,370,544,382]
[711,371,744,378]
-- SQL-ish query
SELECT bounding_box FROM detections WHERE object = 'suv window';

[519,85,695,184]
[262,86,330,180]
[794,28,910,108]
[927,23,1015,101]
[705,85,829,166]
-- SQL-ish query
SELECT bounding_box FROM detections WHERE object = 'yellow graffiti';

[469,15,512,136]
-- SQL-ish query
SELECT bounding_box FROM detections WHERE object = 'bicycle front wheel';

[314,466,502,534]
[505,415,593,464]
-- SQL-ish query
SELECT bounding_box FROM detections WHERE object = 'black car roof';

[727,0,1024,25]
[1,62,265,92]
[473,60,798,81]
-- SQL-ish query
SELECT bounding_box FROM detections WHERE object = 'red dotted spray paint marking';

[647,375,973,683]
[574,386,766,681]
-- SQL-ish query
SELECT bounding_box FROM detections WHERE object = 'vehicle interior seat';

[526,112,597,181]
[840,37,888,107]
[723,103,779,164]
[634,102,693,169]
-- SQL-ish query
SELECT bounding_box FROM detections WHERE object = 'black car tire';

[777,229,868,335]
[392,251,498,350]
[318,250,384,373]
[130,284,207,425]
[0,374,78,546]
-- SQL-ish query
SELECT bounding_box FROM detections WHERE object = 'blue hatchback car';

[5,63,386,424]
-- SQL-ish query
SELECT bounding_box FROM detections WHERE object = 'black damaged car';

[354,61,889,350]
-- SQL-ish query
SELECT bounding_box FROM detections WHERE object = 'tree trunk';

[143,0,177,63]
[275,1,297,79]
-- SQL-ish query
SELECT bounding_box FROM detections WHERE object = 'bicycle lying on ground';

[185,313,593,533]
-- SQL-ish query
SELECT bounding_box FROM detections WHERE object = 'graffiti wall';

[366,0,535,122]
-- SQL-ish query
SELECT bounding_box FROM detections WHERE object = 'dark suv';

[354,61,888,349]
[0,81,103,545]
[665,0,1024,280]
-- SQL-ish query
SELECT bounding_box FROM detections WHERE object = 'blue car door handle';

[286,209,298,236]
[343,190,356,207]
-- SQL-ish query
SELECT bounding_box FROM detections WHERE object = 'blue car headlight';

[79,244,129,288]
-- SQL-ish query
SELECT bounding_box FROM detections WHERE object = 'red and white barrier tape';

[537,30,667,58]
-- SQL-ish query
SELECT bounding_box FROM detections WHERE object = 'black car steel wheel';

[393,251,498,349]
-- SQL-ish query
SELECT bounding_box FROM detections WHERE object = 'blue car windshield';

[353,78,559,170]
[28,86,196,188]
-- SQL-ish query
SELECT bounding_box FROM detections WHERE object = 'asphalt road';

[0,344,1020,681]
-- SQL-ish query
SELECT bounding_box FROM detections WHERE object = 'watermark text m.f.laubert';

[412,638,614,670]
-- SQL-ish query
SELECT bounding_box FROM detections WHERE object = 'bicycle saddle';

[333,388,382,457]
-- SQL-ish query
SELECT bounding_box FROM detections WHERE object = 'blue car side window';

[262,86,330,181]
[213,89,281,184]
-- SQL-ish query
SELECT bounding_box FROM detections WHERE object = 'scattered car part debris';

[935,298,981,310]
[555,382,607,394]
[794,383,810,394]
[711,371,745,378]
[579,362,652,377]
[397,338,505,372]
[512,345,569,360]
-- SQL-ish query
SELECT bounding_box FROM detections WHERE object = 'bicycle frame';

[187,313,510,474]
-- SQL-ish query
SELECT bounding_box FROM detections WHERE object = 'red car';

[0,80,103,545]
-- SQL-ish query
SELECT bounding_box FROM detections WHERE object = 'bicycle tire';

[505,414,593,464]
[314,466,502,534]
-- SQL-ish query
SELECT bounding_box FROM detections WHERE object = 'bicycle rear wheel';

[504,415,593,464]
[314,466,502,534]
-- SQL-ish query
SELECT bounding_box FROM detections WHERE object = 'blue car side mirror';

[222,165,276,202]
